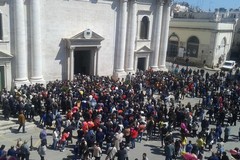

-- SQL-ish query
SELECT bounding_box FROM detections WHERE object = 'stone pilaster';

[159,0,172,71]
[113,0,128,79]
[14,0,29,86]
[125,0,137,73]
[150,0,164,71]
[30,0,45,84]
[69,47,75,81]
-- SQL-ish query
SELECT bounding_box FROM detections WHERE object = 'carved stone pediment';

[136,45,152,53]
[0,51,13,59]
[65,29,104,48]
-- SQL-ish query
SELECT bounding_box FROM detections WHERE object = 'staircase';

[0,110,38,134]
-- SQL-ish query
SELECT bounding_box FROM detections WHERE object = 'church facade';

[0,0,172,90]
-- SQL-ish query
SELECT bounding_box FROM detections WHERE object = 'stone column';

[212,32,219,67]
[125,0,137,73]
[69,47,75,81]
[30,0,45,83]
[113,0,128,78]
[150,0,164,70]
[159,0,172,70]
[14,0,29,85]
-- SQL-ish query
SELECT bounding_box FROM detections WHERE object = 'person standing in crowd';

[55,113,63,133]
[217,138,224,156]
[0,145,7,158]
[52,129,59,150]
[38,141,47,160]
[185,140,193,153]
[92,142,102,160]
[164,141,175,160]
[224,125,230,142]
[115,145,128,160]
[130,127,138,149]
[208,152,219,160]
[7,146,17,158]
[3,99,10,120]
[16,138,23,159]
[105,144,117,160]
[17,110,26,133]
[221,151,229,160]
[146,117,154,141]
[39,127,47,145]
[20,141,30,160]
[60,131,70,152]
[196,136,205,154]
[96,128,105,149]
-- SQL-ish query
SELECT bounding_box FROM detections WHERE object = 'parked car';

[221,60,237,71]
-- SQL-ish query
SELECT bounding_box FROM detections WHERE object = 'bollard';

[30,136,33,150]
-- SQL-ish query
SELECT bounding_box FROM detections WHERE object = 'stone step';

[0,110,39,134]
[0,118,37,134]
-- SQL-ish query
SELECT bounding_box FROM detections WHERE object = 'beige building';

[168,8,235,68]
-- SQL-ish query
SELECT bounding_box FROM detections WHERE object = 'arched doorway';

[186,36,199,57]
[167,33,179,57]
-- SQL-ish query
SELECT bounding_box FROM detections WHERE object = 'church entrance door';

[137,57,146,71]
[0,66,4,90]
[74,50,92,75]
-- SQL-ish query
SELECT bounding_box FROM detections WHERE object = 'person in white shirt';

[92,142,102,160]
[52,129,59,150]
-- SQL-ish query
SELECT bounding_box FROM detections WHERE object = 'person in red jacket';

[130,127,138,149]
[60,131,70,152]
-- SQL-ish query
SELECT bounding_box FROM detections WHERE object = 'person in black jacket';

[115,145,128,160]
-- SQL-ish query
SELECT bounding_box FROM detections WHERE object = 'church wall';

[40,0,117,81]
[135,1,154,51]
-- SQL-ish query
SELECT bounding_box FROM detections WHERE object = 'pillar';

[125,0,137,73]
[30,0,45,83]
[150,0,164,70]
[159,0,172,70]
[212,32,219,67]
[113,0,128,78]
[14,0,29,85]
[69,47,75,81]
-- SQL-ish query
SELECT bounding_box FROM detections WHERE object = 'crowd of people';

[0,64,240,160]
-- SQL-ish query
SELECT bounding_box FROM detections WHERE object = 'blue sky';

[174,0,240,11]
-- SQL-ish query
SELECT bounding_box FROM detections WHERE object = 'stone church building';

[0,0,172,90]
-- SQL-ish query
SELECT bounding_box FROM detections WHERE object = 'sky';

[174,0,240,11]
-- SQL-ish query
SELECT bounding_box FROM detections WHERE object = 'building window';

[140,16,149,39]
[187,36,199,58]
[0,13,2,40]
[167,33,179,57]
